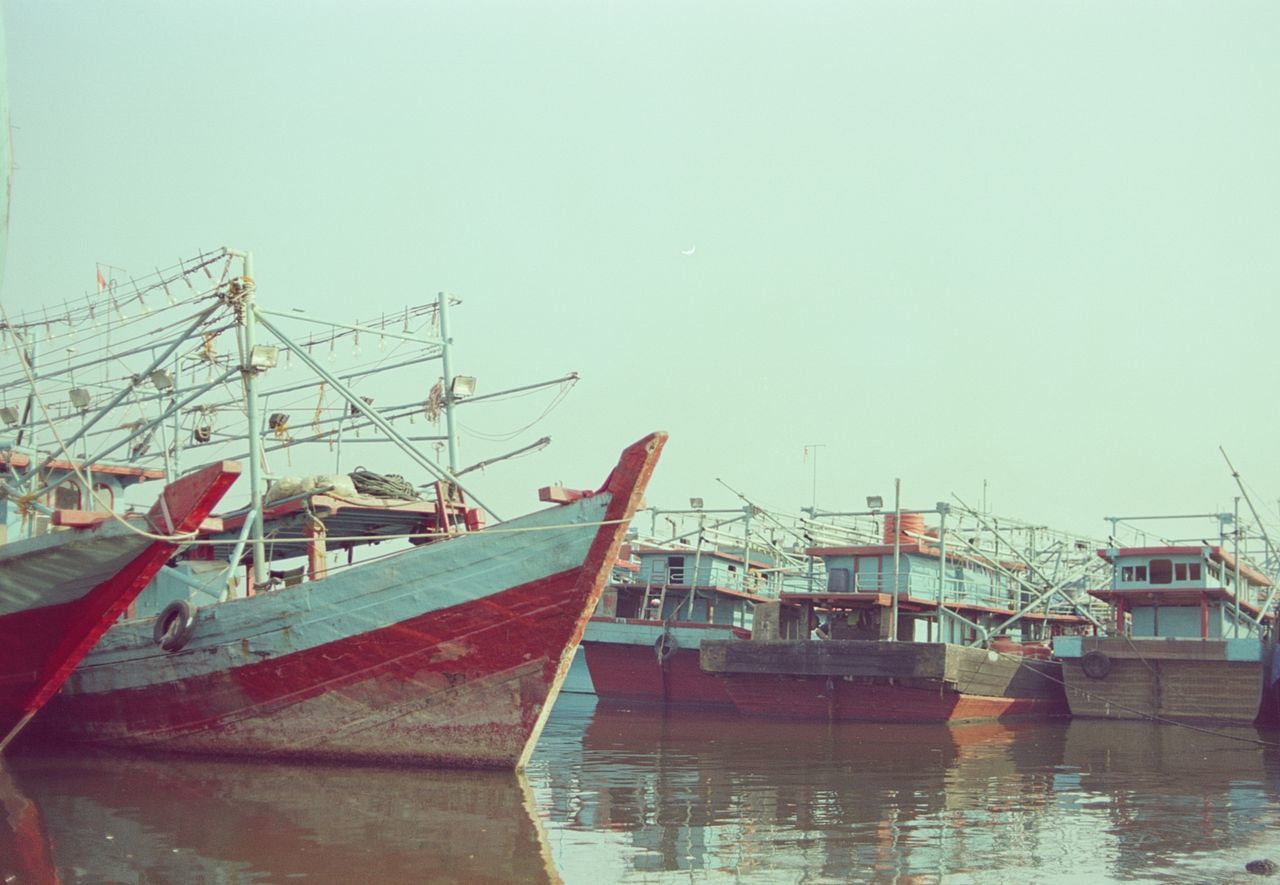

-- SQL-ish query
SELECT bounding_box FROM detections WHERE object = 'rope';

[348,467,419,500]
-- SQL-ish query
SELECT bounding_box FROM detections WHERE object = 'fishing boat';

[25,431,662,768]
[1054,543,1278,724]
[580,543,770,708]
[0,457,239,748]
[702,503,1096,722]
[3,247,664,768]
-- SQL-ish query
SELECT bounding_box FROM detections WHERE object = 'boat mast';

[234,250,270,592]
[437,291,461,473]
[890,478,901,642]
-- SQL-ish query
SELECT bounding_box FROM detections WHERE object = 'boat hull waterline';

[26,434,665,769]
[700,639,1069,723]
[582,620,746,709]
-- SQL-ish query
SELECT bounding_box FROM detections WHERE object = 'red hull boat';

[0,461,240,747]
[26,434,665,770]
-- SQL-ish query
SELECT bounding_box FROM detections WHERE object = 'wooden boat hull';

[0,461,240,747]
[581,620,745,708]
[24,434,664,770]
[1056,636,1270,724]
[700,639,1068,723]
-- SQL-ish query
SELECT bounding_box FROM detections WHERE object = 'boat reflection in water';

[530,695,1280,882]
[6,697,1280,882]
[2,749,559,883]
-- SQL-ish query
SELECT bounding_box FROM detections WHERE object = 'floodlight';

[690,497,704,509]
[866,495,884,510]
[0,407,17,427]
[450,375,477,399]
[249,345,279,371]
[69,388,91,410]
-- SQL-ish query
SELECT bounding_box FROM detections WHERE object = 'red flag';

[96,266,107,291]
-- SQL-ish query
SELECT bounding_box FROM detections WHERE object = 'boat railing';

[848,571,1064,613]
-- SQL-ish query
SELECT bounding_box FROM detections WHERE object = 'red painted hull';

[718,674,1066,723]
[0,461,240,747]
[24,434,665,770]
[582,641,737,708]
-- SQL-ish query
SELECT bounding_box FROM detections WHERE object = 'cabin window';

[828,568,851,593]
[1173,562,1201,582]
[1120,565,1148,582]
[666,556,685,584]
[1208,563,1221,580]
[52,483,81,511]
[1149,559,1173,585]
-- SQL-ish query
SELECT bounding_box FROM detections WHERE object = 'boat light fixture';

[690,497,704,510]
[149,369,174,391]
[866,495,883,511]
[0,406,17,427]
[69,388,92,410]
[450,375,477,399]
[249,345,279,371]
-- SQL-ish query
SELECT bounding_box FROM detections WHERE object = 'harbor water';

[4,693,1280,883]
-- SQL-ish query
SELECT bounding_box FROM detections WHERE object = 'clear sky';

[2,1,1278,539]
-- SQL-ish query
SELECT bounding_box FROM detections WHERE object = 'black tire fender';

[1080,649,1112,680]
[154,600,198,652]
[654,633,677,664]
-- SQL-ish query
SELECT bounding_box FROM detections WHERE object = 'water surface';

[4,695,1279,883]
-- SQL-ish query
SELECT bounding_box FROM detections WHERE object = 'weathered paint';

[1058,635,1270,724]
[700,639,1067,723]
[27,433,665,770]
[581,619,746,708]
[0,461,241,746]
[706,672,1065,722]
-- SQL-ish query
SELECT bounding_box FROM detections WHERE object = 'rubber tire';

[1080,649,1112,680]
[654,634,677,664]
[153,600,198,652]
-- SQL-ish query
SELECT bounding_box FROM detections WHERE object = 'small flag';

[96,266,107,291]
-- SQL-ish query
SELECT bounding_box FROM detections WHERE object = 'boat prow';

[0,460,241,747]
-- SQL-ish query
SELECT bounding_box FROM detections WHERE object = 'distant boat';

[0,460,240,747]
[702,510,1088,722]
[581,544,771,709]
[1054,543,1278,725]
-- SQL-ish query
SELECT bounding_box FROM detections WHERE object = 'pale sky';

[3,1,1278,538]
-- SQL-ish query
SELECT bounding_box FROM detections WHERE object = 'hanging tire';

[154,600,198,652]
[1080,650,1112,680]
[654,633,677,664]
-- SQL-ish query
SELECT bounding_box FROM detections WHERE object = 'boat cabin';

[1090,545,1272,638]
[784,514,1085,645]
[0,449,163,544]
[596,545,769,630]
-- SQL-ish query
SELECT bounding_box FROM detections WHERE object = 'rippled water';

[4,694,1279,883]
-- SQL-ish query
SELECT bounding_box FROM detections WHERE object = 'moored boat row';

[583,502,1280,729]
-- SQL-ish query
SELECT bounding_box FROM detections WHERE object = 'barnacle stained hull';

[0,461,240,747]
[26,434,665,770]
